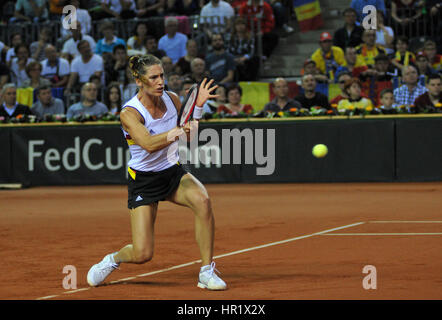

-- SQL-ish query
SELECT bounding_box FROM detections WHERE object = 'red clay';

[0,182,441,300]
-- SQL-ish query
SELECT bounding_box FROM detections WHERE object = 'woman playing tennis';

[87,54,226,290]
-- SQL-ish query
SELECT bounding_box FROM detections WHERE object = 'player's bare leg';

[87,204,157,286]
[167,173,214,266]
[167,173,226,290]
[114,203,158,264]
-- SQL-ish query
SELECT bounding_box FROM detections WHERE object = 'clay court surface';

[0,182,441,300]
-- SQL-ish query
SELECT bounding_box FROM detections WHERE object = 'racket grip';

[193,106,204,120]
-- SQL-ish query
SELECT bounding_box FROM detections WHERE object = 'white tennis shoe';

[87,252,119,287]
[197,262,227,290]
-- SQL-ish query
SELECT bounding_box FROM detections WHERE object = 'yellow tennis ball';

[312,144,328,158]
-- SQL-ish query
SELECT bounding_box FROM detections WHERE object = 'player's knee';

[192,192,209,207]
[191,193,212,216]
[133,249,153,264]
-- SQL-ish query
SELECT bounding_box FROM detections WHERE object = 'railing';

[384,7,440,48]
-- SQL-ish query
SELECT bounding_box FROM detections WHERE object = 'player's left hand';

[182,120,198,142]
[196,78,219,107]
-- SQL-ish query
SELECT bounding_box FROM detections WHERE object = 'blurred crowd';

[0,0,441,122]
[300,1,441,114]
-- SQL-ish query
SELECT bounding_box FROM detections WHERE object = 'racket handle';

[193,105,204,120]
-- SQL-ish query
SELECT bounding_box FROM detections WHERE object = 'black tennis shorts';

[127,163,187,209]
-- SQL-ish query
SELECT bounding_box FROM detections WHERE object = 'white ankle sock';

[200,265,211,272]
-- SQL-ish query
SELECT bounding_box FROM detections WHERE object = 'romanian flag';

[293,0,324,32]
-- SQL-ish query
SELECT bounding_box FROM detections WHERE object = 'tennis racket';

[177,83,199,127]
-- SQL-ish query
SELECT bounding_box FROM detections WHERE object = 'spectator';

[158,17,188,64]
[145,36,167,60]
[311,32,345,82]
[175,39,202,76]
[414,74,441,112]
[98,0,137,20]
[31,85,65,119]
[127,22,150,56]
[228,16,260,81]
[178,76,212,115]
[239,0,279,59]
[414,51,438,84]
[294,74,330,110]
[89,74,104,102]
[217,83,254,114]
[21,61,52,88]
[60,0,92,40]
[66,40,104,95]
[426,1,441,41]
[0,41,10,65]
[199,0,235,40]
[268,0,294,34]
[66,82,108,120]
[423,40,442,71]
[393,65,427,105]
[188,57,210,83]
[121,65,138,103]
[166,0,202,16]
[302,59,329,83]
[136,0,165,18]
[379,88,398,110]
[12,0,49,23]
[335,46,370,79]
[355,29,386,67]
[370,53,395,82]
[5,32,23,65]
[105,44,128,84]
[350,0,386,22]
[391,0,423,38]
[61,21,97,61]
[263,77,301,112]
[330,72,352,106]
[205,34,236,84]
[0,63,10,90]
[95,20,126,57]
[390,36,415,74]
[333,8,364,51]
[41,45,70,88]
[337,77,374,110]
[10,44,34,87]
[30,27,52,62]
[0,83,34,120]
[375,10,394,55]
[104,82,122,114]
[166,72,183,95]
[161,56,174,84]
[48,0,67,20]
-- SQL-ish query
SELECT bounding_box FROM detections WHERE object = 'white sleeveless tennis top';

[122,91,179,172]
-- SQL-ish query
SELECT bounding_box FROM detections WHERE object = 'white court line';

[321,233,442,236]
[35,221,365,300]
[369,221,442,223]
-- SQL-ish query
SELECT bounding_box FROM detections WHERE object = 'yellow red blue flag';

[293,0,324,32]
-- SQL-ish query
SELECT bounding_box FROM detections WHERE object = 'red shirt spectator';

[217,104,254,114]
[238,0,275,34]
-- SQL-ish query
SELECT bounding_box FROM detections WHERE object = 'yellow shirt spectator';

[355,44,386,67]
[311,46,345,80]
[337,97,373,110]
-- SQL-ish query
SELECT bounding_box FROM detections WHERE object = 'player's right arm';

[120,107,188,153]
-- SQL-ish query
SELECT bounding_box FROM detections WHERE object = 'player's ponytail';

[128,54,162,80]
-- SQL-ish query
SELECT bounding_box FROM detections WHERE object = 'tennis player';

[87,54,226,290]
